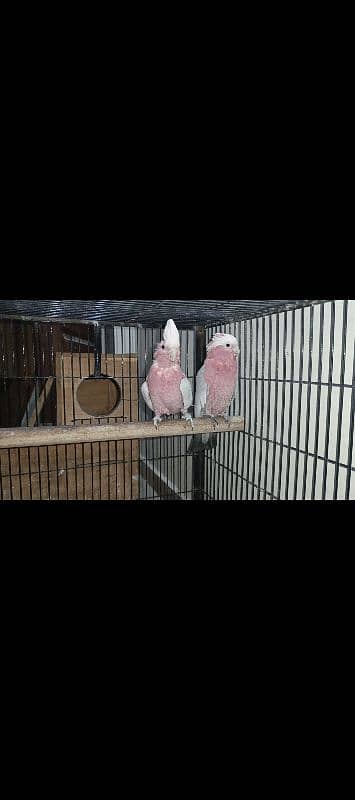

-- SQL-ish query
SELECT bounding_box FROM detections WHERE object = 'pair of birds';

[141,319,240,450]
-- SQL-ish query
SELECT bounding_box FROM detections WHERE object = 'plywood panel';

[1,353,139,500]
[1,436,140,501]
[55,353,138,425]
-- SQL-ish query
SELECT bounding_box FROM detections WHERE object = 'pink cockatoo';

[141,319,193,429]
[190,331,240,451]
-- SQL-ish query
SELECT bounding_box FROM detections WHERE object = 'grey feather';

[180,377,193,411]
[194,365,208,418]
[188,366,215,453]
[141,380,154,412]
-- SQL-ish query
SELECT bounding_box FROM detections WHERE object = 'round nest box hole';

[76,377,121,418]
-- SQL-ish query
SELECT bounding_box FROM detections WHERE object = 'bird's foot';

[153,416,163,429]
[182,411,194,430]
[211,416,220,429]
[213,414,230,427]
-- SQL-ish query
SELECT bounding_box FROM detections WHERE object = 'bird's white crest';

[207,332,240,355]
[163,318,180,350]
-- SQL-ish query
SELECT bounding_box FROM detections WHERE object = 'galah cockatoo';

[190,331,240,451]
[141,319,194,429]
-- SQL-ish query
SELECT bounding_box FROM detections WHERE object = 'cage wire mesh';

[0,299,354,500]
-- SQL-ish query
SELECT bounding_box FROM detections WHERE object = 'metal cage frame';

[0,299,354,501]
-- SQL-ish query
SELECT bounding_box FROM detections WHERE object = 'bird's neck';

[153,356,179,369]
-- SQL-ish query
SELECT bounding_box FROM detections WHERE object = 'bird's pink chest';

[204,354,237,415]
[147,364,184,414]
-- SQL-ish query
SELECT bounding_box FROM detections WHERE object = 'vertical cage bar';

[33,322,43,498]
[285,310,296,500]
[15,321,23,428]
[105,329,111,501]
[120,325,126,500]
[78,328,85,499]
[271,314,280,499]
[113,327,118,500]
[0,452,3,500]
[256,316,265,500]
[89,326,94,500]
[226,420,232,501]
[192,326,206,500]
[221,322,227,497]
[21,322,29,426]
[333,300,348,500]
[263,316,273,499]
[26,447,33,500]
[7,449,13,500]
[276,313,287,499]
[42,324,51,499]
[311,302,324,500]
[321,301,336,500]
[33,322,41,427]
[45,443,50,500]
[17,447,23,500]
[0,320,5,428]
[144,326,148,499]
[128,325,133,500]
[50,323,56,425]
[233,320,242,501]
[211,327,218,500]
[245,319,253,499]
[293,308,305,500]
[70,332,78,500]
[158,326,163,499]
[251,318,259,499]
[105,324,114,356]
[345,337,355,501]
[151,326,155,500]
[5,321,12,427]
[239,321,247,500]
[302,305,314,500]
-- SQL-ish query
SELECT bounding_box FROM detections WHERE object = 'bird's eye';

[226,343,230,347]
[161,345,165,349]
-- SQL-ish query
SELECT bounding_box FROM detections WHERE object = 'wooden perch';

[0,416,245,449]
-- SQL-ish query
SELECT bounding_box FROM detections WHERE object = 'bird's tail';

[188,432,217,454]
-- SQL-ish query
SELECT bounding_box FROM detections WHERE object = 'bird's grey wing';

[141,380,154,411]
[180,376,193,411]
[194,366,208,417]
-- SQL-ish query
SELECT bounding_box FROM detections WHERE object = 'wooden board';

[55,353,138,425]
[0,353,139,500]
[0,436,139,500]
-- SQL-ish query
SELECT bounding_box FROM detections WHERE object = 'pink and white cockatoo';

[141,319,194,429]
[190,331,240,451]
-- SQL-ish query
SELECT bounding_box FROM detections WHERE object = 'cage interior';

[0,299,354,501]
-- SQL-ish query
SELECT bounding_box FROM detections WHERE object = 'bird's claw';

[211,415,229,428]
[182,412,194,430]
[153,416,163,429]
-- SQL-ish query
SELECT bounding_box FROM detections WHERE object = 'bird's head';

[207,332,240,358]
[154,318,181,364]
